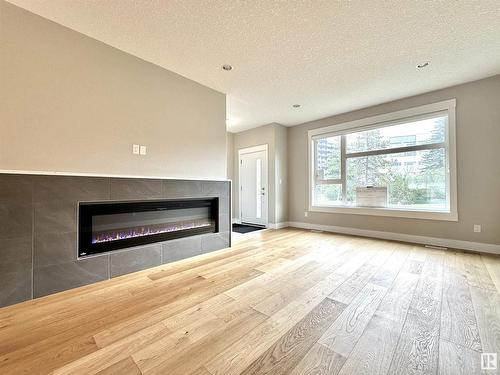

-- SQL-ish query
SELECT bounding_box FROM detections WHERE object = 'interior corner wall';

[274,124,288,224]
[288,75,500,246]
[232,123,288,225]
[232,124,275,223]
[0,1,227,180]
[226,132,235,217]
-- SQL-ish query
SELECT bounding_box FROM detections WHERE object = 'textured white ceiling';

[6,0,500,132]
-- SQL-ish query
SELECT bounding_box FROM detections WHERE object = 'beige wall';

[232,123,287,225]
[288,75,500,245]
[226,133,235,181]
[0,1,227,180]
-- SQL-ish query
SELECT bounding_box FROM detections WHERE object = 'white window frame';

[308,99,458,221]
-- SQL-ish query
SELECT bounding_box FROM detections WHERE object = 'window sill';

[308,205,458,221]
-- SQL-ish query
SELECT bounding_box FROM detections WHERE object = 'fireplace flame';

[92,221,212,244]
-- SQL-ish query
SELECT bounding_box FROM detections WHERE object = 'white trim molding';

[286,221,500,255]
[0,169,230,181]
[237,144,268,155]
[308,206,456,221]
[268,222,288,230]
[237,143,269,227]
[308,99,458,221]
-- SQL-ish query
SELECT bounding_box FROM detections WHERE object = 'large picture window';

[309,100,457,220]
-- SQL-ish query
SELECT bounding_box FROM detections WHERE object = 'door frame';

[238,144,269,227]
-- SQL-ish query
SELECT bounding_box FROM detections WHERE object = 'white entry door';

[239,148,268,226]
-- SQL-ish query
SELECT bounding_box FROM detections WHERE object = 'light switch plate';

[473,224,481,233]
[132,144,140,155]
[140,145,147,155]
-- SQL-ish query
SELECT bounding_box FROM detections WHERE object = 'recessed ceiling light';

[292,104,301,108]
[416,61,430,69]
[222,64,232,71]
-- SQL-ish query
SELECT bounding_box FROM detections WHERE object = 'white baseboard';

[232,218,241,224]
[285,221,500,255]
[268,222,288,230]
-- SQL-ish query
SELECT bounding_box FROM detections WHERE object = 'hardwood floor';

[0,228,499,375]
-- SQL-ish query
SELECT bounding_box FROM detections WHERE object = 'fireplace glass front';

[78,198,218,257]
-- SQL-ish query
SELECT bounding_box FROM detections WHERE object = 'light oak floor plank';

[0,228,498,375]
[240,298,346,375]
[319,282,387,357]
[205,271,350,375]
[482,254,500,293]
[387,250,445,375]
[438,339,482,375]
[461,252,497,291]
[338,271,419,375]
[289,343,346,375]
[95,356,141,375]
[469,285,500,358]
[440,261,482,352]
[143,307,267,375]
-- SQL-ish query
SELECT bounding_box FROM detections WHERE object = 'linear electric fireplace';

[78,198,218,257]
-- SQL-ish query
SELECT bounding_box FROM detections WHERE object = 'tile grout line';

[31,176,35,300]
[107,177,112,279]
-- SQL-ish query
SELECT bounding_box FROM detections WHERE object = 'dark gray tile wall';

[34,256,109,297]
[162,180,203,199]
[162,236,203,263]
[201,233,230,252]
[0,175,33,306]
[110,178,163,200]
[110,244,162,278]
[32,176,110,299]
[0,237,32,306]
[0,175,33,240]
[0,173,231,307]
